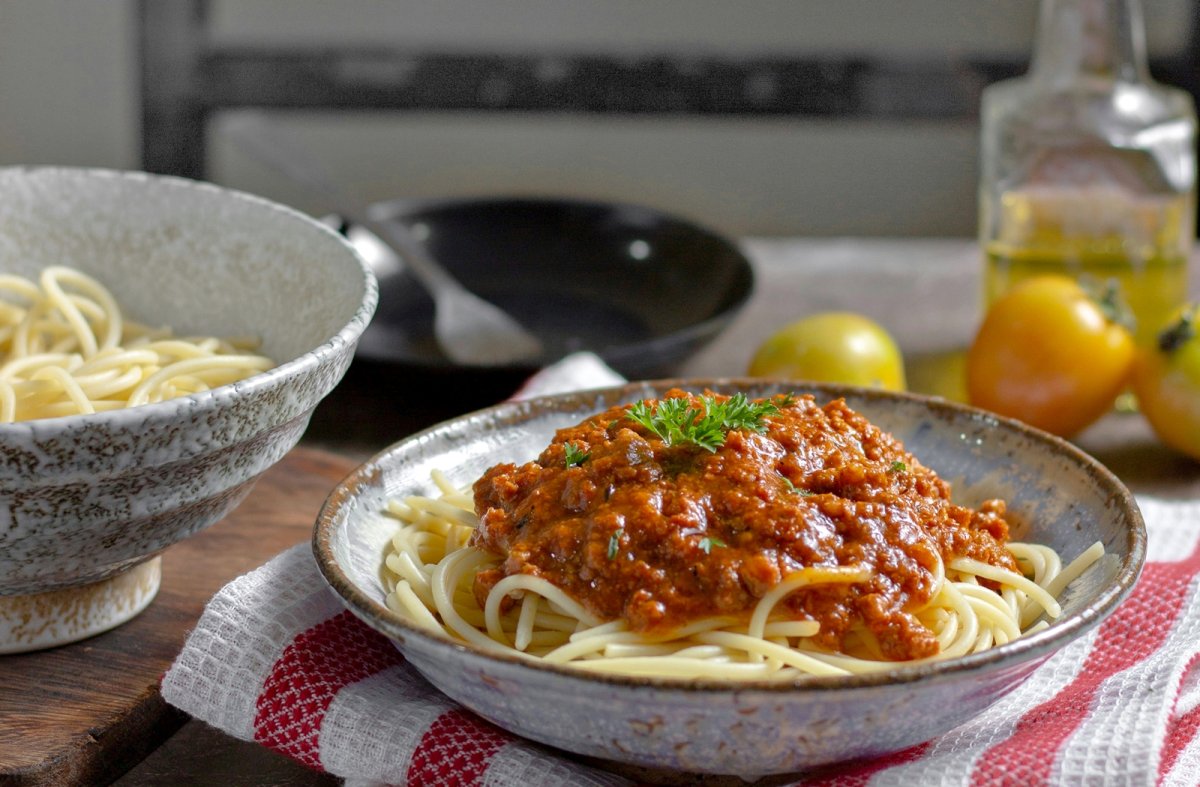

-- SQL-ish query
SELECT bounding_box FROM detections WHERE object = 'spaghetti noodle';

[382,391,1104,679]
[0,266,273,422]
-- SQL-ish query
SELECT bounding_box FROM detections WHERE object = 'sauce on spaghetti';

[472,390,1016,661]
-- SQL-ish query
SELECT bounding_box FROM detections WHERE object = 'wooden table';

[46,237,1200,784]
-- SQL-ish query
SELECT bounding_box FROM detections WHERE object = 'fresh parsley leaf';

[626,393,779,452]
[776,392,798,408]
[780,475,811,495]
[607,528,624,560]
[889,460,908,473]
[698,535,727,554]
[564,442,590,468]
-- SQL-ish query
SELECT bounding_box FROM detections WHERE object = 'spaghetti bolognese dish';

[381,389,1102,680]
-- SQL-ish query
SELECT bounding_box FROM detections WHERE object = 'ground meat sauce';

[471,390,1017,661]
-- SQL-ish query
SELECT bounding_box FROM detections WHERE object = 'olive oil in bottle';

[983,189,1193,345]
[979,0,1196,344]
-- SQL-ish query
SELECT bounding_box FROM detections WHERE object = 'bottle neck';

[1029,0,1150,86]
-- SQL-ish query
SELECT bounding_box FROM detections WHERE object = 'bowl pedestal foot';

[0,557,162,654]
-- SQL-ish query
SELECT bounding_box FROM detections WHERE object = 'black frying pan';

[344,196,754,379]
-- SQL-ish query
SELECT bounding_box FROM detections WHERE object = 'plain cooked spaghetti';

[381,391,1104,679]
[0,266,273,421]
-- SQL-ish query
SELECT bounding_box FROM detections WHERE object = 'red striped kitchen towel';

[162,354,1200,786]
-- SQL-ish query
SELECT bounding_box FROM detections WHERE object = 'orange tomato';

[1132,304,1200,460]
[966,275,1134,437]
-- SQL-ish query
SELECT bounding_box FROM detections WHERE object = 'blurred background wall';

[0,0,1194,238]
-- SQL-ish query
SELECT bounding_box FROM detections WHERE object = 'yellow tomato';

[748,312,906,391]
[966,275,1134,438]
[1132,305,1200,460]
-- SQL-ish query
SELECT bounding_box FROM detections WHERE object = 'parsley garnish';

[776,392,797,408]
[889,460,908,473]
[564,442,590,468]
[626,393,779,452]
[698,535,727,554]
[607,529,624,560]
[780,475,811,495]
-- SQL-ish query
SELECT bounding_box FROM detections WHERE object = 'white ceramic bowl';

[315,380,1144,779]
[0,166,377,653]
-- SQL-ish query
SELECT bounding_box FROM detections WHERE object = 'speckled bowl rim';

[314,379,1146,694]
[0,166,379,443]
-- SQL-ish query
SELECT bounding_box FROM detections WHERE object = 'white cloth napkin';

[162,352,1200,786]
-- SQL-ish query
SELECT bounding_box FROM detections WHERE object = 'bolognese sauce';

[471,389,1017,662]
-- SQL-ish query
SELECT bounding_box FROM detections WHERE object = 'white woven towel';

[163,353,1200,786]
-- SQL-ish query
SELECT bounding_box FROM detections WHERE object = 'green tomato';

[1132,304,1200,460]
[747,312,906,391]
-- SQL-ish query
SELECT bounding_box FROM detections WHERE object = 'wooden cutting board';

[0,447,356,787]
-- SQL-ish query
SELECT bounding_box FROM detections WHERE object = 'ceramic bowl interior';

[315,380,1144,778]
[0,166,376,651]
[346,196,754,378]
